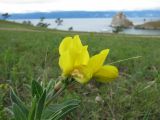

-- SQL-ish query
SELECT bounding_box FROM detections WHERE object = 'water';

[11,18,160,35]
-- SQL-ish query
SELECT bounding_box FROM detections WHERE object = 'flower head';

[59,35,118,84]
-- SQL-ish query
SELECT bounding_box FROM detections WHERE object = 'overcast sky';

[0,0,160,13]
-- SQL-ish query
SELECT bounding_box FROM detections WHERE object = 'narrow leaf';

[28,96,37,120]
[42,99,80,120]
[35,90,46,120]
[12,103,27,120]
[10,88,29,117]
[46,79,55,93]
[54,106,78,120]
[32,80,43,99]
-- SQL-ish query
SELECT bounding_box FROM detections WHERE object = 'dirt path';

[0,27,160,38]
[0,27,43,32]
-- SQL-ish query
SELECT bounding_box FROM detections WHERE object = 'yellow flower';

[59,35,118,84]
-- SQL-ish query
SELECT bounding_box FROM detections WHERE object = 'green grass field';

[0,20,160,120]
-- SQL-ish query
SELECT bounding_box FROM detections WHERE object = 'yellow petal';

[74,45,90,67]
[59,50,74,76]
[94,65,118,83]
[72,48,109,84]
[72,66,93,84]
[59,37,73,55]
[73,35,83,50]
[59,35,89,76]
[87,49,109,74]
[59,35,84,57]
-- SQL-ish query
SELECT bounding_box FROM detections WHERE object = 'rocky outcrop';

[111,12,133,28]
[134,21,160,30]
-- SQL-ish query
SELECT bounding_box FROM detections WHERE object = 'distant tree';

[40,17,45,22]
[36,17,50,28]
[22,20,33,26]
[1,13,10,20]
[112,26,123,33]
[68,27,73,31]
[55,18,63,26]
[36,22,50,28]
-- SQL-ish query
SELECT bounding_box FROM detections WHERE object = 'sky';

[0,0,160,13]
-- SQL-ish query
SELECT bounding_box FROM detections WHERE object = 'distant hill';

[0,10,160,19]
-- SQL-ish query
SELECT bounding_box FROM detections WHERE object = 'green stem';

[45,77,73,107]
[45,84,66,107]
[108,56,142,65]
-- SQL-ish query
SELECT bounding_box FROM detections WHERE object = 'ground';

[0,20,160,120]
[135,20,160,30]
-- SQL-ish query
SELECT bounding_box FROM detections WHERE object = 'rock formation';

[111,12,133,28]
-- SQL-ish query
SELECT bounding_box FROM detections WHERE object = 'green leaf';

[53,106,78,120]
[32,80,43,99]
[12,103,28,120]
[46,80,56,102]
[35,90,46,120]
[10,88,29,117]
[46,79,56,93]
[28,96,37,120]
[42,99,81,120]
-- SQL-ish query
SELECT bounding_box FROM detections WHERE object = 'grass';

[0,20,160,120]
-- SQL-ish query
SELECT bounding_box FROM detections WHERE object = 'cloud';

[0,0,54,4]
[0,0,159,13]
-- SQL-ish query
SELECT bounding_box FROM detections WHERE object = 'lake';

[11,18,160,35]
